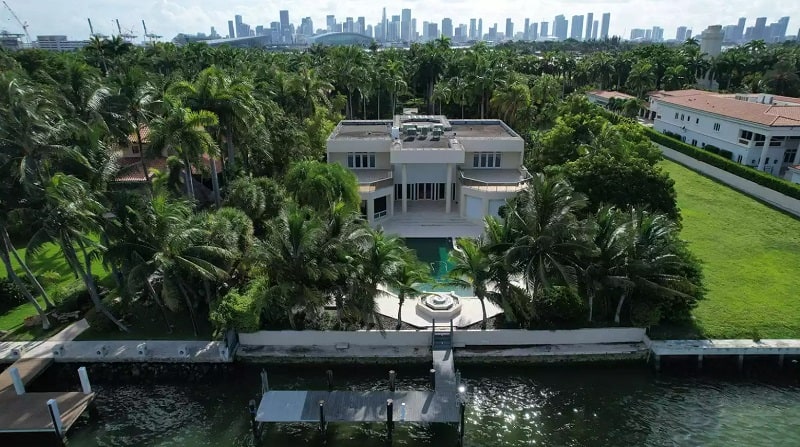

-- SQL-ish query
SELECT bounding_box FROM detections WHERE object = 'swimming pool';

[403,238,472,296]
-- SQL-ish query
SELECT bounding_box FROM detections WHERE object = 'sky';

[2,0,799,41]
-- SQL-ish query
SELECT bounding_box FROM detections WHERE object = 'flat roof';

[450,121,519,138]
[588,90,636,101]
[331,121,392,140]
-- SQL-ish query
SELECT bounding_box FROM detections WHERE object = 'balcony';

[458,167,532,193]
[390,138,466,164]
[355,170,394,193]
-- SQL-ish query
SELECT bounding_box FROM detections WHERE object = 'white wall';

[393,163,448,184]
[488,199,505,217]
[452,328,646,346]
[463,151,523,169]
[239,330,431,347]
[327,138,392,153]
[238,328,647,348]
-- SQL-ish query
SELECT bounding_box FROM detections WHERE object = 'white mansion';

[325,113,529,227]
[648,89,800,180]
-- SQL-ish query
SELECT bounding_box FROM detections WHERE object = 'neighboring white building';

[326,114,529,225]
[35,35,89,52]
[650,89,800,179]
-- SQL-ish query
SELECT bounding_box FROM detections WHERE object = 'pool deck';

[377,202,482,238]
[373,293,504,328]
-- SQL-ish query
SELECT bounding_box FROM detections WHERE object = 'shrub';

[531,287,586,329]
[52,282,90,313]
[210,289,260,333]
[704,144,720,155]
[0,278,28,314]
[645,127,800,200]
[719,149,733,160]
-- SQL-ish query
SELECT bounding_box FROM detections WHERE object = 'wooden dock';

[649,339,800,371]
[0,348,95,438]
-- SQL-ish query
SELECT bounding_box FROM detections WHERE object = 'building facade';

[326,114,528,224]
[650,90,800,179]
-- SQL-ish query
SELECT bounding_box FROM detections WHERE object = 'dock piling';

[697,355,703,371]
[78,366,92,394]
[737,354,744,372]
[9,367,25,395]
[386,399,394,439]
[326,369,334,391]
[429,368,436,390]
[260,369,269,394]
[318,400,326,432]
[458,401,466,446]
[400,402,406,421]
[389,370,396,392]
[47,398,65,446]
[248,399,258,438]
[653,354,661,372]
[778,354,785,368]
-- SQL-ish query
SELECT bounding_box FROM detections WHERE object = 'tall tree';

[447,237,492,329]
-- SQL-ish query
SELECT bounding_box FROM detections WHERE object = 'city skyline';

[1,0,798,42]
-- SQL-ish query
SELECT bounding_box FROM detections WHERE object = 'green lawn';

[654,160,800,339]
[0,240,110,339]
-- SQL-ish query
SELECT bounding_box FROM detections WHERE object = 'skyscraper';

[280,10,289,32]
[390,15,400,41]
[344,17,353,33]
[427,23,439,40]
[592,21,598,40]
[227,20,235,39]
[505,18,514,41]
[524,18,530,40]
[234,14,243,38]
[411,19,417,41]
[442,18,453,39]
[401,9,411,42]
[585,13,593,40]
[326,15,336,33]
[469,18,476,40]
[630,29,645,40]
[753,17,767,40]
[478,19,483,40]
[570,15,583,40]
[531,22,539,40]
[736,17,746,43]
[652,26,664,42]
[676,26,687,41]
[600,12,610,39]
[776,16,790,42]
[357,17,365,35]
[382,7,387,42]
[540,21,549,38]
[554,15,568,40]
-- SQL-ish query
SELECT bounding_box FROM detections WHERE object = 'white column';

[445,164,453,213]
[389,192,394,216]
[757,145,769,171]
[367,198,375,224]
[402,164,408,214]
[460,191,466,217]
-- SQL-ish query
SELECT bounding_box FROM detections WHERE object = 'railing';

[374,210,388,220]
[359,172,394,192]
[458,168,532,192]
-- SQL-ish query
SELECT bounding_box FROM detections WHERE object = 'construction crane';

[141,20,161,42]
[115,19,137,41]
[87,18,107,39]
[2,1,30,44]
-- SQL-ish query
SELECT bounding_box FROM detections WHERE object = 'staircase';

[431,319,454,351]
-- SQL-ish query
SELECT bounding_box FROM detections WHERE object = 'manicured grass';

[0,240,110,337]
[654,160,800,339]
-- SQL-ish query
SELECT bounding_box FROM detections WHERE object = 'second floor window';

[713,123,721,131]
[347,152,376,168]
[473,152,502,168]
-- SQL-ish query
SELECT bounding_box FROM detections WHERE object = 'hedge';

[644,127,800,200]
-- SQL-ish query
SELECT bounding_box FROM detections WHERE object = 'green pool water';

[403,238,472,296]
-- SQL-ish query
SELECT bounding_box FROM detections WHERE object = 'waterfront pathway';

[657,145,800,218]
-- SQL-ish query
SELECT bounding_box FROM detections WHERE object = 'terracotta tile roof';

[588,90,636,101]
[113,155,223,183]
[127,124,150,144]
[653,90,800,127]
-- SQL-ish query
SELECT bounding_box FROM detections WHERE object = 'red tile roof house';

[649,90,800,181]
[113,125,223,201]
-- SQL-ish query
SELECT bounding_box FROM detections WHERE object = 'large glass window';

[346,152,375,168]
[472,152,502,168]
[784,149,798,163]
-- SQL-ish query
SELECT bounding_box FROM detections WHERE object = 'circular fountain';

[416,291,462,320]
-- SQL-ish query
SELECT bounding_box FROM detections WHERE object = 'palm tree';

[504,174,591,298]
[490,77,532,128]
[431,81,452,115]
[148,97,220,202]
[350,228,405,328]
[390,250,429,330]
[661,65,688,91]
[449,76,470,119]
[765,61,800,96]
[112,194,235,335]
[625,61,656,97]
[588,52,615,90]
[447,237,492,329]
[27,174,129,332]
[109,68,159,190]
[171,66,259,201]
[383,58,407,117]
